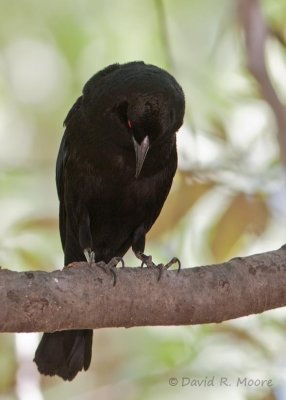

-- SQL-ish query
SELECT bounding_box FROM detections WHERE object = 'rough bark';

[0,245,285,332]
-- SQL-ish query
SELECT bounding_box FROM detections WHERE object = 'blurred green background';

[0,0,286,399]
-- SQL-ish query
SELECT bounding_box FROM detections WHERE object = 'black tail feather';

[34,329,93,381]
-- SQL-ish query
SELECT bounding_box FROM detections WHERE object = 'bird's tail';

[34,329,93,381]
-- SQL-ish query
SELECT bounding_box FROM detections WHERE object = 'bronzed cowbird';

[34,61,185,380]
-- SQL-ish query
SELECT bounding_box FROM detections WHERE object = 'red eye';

[127,120,132,129]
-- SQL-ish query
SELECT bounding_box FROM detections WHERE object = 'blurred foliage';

[0,0,286,399]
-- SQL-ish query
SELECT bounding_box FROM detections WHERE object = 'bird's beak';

[132,135,150,178]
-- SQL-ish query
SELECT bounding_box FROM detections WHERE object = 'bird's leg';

[132,226,154,268]
[84,248,95,267]
[95,257,125,286]
[79,211,123,284]
[79,211,95,267]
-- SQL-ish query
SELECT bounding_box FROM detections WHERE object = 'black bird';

[34,61,185,380]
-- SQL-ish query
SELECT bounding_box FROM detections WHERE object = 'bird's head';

[82,62,185,178]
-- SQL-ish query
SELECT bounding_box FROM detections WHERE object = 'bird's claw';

[84,249,124,285]
[97,257,124,286]
[164,257,181,273]
[136,252,155,268]
[157,258,181,281]
[84,248,95,267]
[108,256,125,269]
[136,252,181,281]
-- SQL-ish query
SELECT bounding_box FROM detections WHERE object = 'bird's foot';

[96,257,124,286]
[136,252,181,281]
[136,252,156,268]
[63,248,96,270]
[157,257,181,281]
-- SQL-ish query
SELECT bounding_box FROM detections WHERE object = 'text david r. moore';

[172,376,273,388]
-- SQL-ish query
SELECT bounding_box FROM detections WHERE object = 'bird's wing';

[56,132,68,249]
[132,148,177,255]
[147,185,174,235]
[146,150,177,233]
[56,96,82,248]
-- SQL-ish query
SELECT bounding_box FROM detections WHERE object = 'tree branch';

[237,0,286,165]
[0,245,286,332]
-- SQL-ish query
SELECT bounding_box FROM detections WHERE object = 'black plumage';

[34,61,185,380]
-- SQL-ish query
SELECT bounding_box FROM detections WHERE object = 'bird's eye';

[116,101,128,126]
[114,101,132,130]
